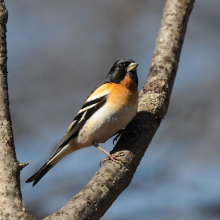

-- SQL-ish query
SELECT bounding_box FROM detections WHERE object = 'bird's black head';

[107,59,138,85]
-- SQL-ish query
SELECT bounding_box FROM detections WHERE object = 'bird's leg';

[112,129,124,145]
[112,128,135,145]
[92,140,125,166]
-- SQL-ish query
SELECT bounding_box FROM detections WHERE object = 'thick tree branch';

[0,0,194,219]
[44,0,195,219]
[0,1,35,219]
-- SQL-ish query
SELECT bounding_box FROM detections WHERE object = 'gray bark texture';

[0,1,35,220]
[0,0,194,219]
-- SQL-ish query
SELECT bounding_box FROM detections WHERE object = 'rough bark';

[0,1,35,220]
[0,0,194,219]
[44,0,195,219]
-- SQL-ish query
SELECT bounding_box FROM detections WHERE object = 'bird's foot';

[113,129,135,145]
[100,152,125,167]
[92,140,125,167]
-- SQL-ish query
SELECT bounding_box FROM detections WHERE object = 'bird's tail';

[26,161,57,186]
[26,144,74,186]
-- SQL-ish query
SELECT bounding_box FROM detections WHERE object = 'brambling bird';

[26,59,139,186]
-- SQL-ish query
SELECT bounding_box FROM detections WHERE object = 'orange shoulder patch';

[87,83,112,100]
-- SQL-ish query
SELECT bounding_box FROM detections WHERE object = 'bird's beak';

[126,63,139,72]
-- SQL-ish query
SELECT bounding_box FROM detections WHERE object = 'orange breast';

[108,75,138,112]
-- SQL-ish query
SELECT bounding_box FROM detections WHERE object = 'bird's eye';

[118,64,124,68]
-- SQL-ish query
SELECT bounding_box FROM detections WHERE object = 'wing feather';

[49,92,109,160]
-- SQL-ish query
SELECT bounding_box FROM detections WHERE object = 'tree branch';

[44,0,195,219]
[0,1,35,219]
[0,0,195,219]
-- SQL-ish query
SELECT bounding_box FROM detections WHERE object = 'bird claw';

[112,129,136,145]
[113,133,122,145]
[99,152,125,167]
[112,129,128,145]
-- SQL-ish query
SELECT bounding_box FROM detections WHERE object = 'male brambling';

[26,59,139,186]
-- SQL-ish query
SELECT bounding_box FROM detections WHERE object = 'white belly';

[76,102,137,148]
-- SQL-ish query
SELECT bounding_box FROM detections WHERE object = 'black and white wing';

[49,87,110,159]
[26,82,110,186]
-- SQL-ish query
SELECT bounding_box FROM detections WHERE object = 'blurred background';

[6,0,220,219]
